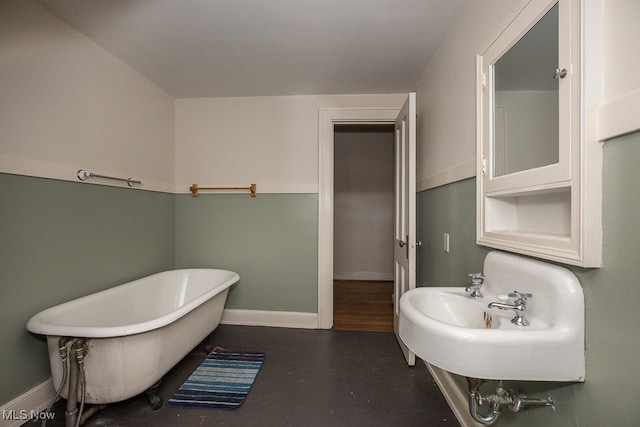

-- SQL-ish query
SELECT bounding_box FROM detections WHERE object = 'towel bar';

[189,183,257,197]
[77,169,143,187]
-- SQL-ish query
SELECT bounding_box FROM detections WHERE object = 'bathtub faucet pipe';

[57,337,73,361]
[66,338,89,427]
[42,338,73,427]
[74,338,88,362]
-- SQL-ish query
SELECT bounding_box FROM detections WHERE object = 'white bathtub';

[26,269,239,404]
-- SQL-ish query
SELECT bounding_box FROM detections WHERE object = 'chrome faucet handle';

[466,273,485,298]
[508,291,532,303]
[469,273,484,284]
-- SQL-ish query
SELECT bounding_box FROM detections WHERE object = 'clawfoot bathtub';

[27,269,239,406]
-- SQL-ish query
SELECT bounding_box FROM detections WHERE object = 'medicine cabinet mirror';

[493,4,559,177]
[476,0,602,267]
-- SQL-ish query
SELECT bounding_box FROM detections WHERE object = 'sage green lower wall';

[416,132,640,425]
[0,173,175,406]
[174,193,318,313]
[416,178,491,286]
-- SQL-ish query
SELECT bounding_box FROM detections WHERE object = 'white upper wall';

[602,0,640,104]
[174,94,405,194]
[596,0,640,140]
[0,0,175,192]
[415,0,522,190]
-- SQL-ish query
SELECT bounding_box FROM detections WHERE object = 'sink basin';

[399,251,585,381]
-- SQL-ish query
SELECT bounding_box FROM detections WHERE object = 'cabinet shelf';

[485,187,571,237]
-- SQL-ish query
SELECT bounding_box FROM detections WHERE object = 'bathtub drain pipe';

[65,339,88,427]
[466,377,555,425]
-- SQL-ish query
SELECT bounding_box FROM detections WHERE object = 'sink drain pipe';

[467,378,501,425]
[466,377,555,425]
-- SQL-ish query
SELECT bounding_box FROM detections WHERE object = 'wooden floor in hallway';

[333,279,394,332]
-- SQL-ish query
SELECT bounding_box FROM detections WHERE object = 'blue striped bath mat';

[167,347,266,410]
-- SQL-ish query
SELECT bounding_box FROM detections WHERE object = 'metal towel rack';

[189,183,257,197]
[77,169,143,187]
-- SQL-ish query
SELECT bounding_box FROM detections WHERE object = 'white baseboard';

[333,272,394,281]
[0,379,55,427]
[425,362,481,427]
[220,309,319,329]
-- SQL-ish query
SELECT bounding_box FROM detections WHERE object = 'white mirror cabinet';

[476,0,602,267]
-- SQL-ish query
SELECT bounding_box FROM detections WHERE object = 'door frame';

[393,93,417,365]
[318,107,401,329]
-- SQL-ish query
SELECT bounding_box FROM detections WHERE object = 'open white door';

[393,93,417,366]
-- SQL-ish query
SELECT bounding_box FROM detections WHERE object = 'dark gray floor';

[37,325,459,426]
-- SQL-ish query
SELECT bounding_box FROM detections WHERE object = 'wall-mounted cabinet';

[476,0,602,267]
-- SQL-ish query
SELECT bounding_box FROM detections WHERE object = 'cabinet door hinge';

[482,72,487,90]
[482,155,487,176]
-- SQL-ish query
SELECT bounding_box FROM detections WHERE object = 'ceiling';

[37,0,467,98]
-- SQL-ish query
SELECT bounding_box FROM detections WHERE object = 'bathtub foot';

[203,337,215,354]
[145,381,163,410]
[204,342,215,354]
[79,404,108,425]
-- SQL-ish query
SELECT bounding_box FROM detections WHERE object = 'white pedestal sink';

[399,251,585,381]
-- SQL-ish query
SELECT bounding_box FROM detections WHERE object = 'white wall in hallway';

[334,126,394,281]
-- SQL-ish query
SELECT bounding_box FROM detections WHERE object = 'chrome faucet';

[465,273,485,298]
[488,291,532,326]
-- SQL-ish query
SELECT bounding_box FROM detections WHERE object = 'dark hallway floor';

[35,325,459,426]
